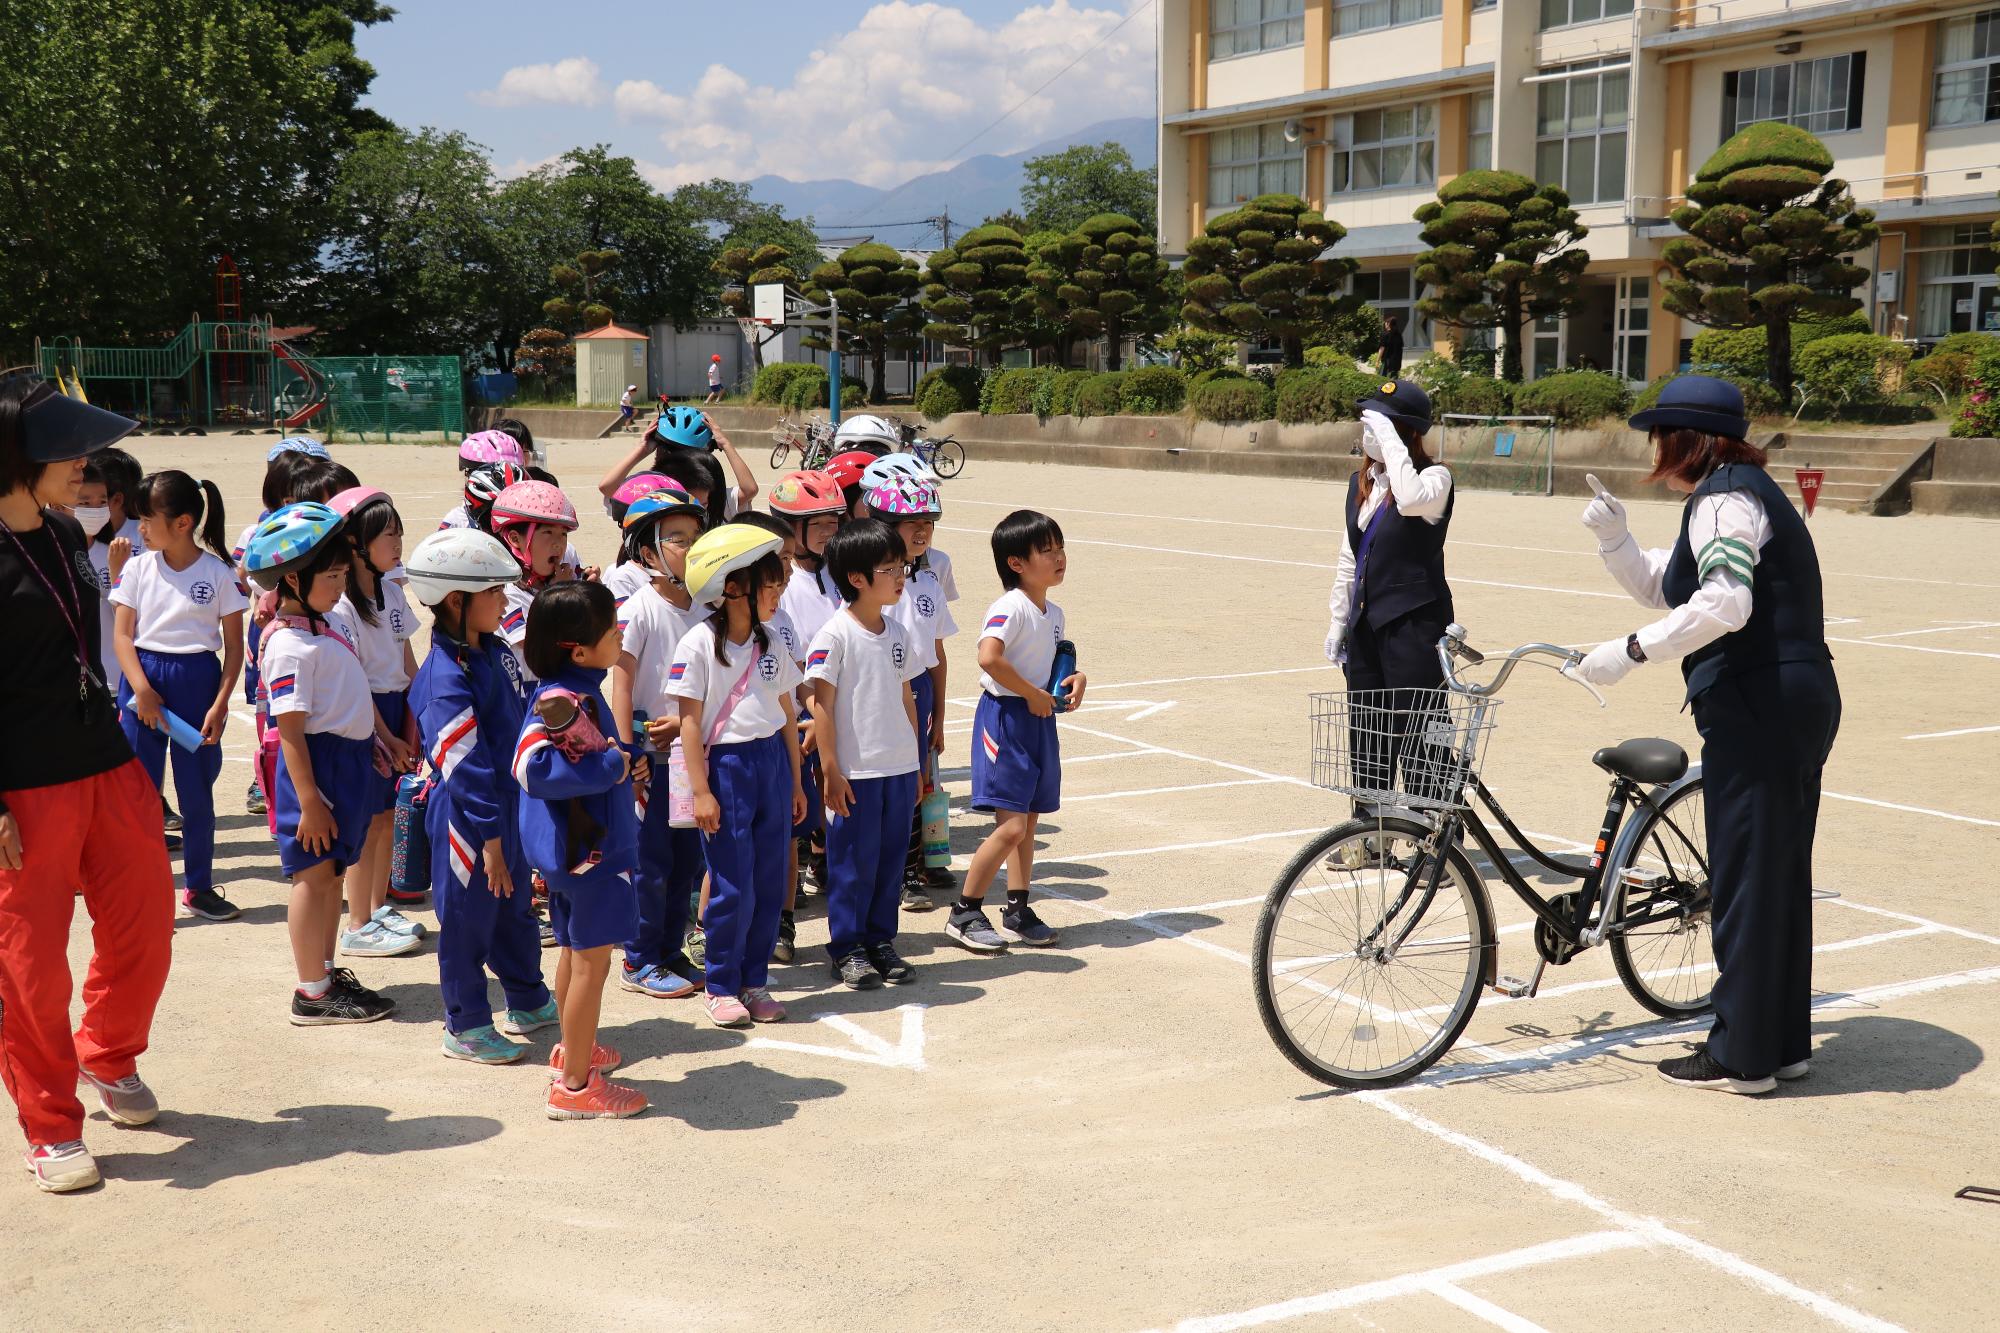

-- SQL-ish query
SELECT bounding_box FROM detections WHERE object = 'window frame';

[1532,60,1630,206]
[1350,268,1431,349]
[1210,0,1307,59]
[1722,52,1867,137]
[1332,0,1443,40]
[1327,102,1439,195]
[1206,122,1305,209]
[1538,0,1633,33]
[1930,10,2000,128]
[1466,92,1495,172]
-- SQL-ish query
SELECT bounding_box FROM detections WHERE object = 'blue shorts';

[371,690,408,814]
[970,693,1060,815]
[275,731,376,876]
[548,870,640,952]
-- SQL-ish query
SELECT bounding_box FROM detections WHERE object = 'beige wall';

[1683,30,1896,199]
[1207,47,1303,107]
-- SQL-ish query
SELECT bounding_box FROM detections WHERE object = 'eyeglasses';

[652,533,694,550]
[872,562,912,578]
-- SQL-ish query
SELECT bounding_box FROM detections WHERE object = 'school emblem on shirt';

[758,652,779,682]
[390,608,407,636]
[891,642,907,670]
[917,593,935,619]
[778,625,797,655]
[190,580,215,606]
[499,651,525,694]
[75,551,102,591]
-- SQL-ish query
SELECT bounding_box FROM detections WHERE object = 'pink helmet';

[613,472,673,508]
[490,480,577,533]
[458,429,525,467]
[327,486,390,519]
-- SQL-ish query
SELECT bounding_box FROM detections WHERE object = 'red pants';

[0,761,174,1146]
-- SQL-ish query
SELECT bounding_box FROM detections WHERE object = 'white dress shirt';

[1600,487,1770,662]
[1325,412,1454,654]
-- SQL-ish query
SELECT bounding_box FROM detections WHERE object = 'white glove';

[1580,473,1628,551]
[1325,627,1347,666]
[1358,406,1398,462]
[1572,636,1638,687]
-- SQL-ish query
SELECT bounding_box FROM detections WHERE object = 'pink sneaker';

[705,993,752,1028]
[546,1042,622,1080]
[742,986,786,1023]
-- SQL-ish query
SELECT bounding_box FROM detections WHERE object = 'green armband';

[1696,536,1755,584]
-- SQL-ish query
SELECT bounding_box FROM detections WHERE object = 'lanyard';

[0,511,99,703]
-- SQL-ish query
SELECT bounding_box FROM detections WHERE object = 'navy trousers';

[700,734,789,995]
[119,648,224,891]
[429,794,549,1034]
[628,783,704,971]
[827,770,920,961]
[1342,609,1450,814]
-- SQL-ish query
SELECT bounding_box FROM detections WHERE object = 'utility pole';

[936,208,953,250]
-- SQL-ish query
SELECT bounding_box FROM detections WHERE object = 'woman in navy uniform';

[1572,376,1841,1095]
[1325,380,1455,812]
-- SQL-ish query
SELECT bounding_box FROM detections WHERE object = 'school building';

[1156,0,2000,380]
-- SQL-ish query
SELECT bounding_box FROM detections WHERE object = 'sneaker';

[772,912,796,964]
[161,802,182,833]
[705,993,753,1028]
[371,904,426,939]
[867,942,915,985]
[245,779,266,815]
[79,1069,159,1126]
[165,832,181,853]
[803,849,828,895]
[620,962,700,999]
[339,920,421,958]
[23,1141,98,1193]
[384,884,428,906]
[441,1025,525,1065]
[684,926,706,969]
[742,986,787,1023]
[181,888,240,922]
[900,875,934,914]
[997,902,1058,947]
[531,871,549,906]
[538,917,557,948]
[923,864,957,890]
[546,1043,622,1077]
[499,999,559,1036]
[945,905,1008,954]
[1776,1059,1810,1081]
[835,952,883,991]
[545,1069,648,1121]
[1656,1045,1777,1095]
[290,979,393,1026]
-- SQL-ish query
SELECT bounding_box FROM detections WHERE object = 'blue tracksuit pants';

[629,783,704,970]
[700,733,789,996]
[118,648,223,892]
[428,793,550,1034]
[827,770,920,961]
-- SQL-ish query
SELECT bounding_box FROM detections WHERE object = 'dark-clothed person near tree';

[1379,315,1404,380]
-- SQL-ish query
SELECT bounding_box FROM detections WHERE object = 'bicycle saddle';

[1591,737,1688,785]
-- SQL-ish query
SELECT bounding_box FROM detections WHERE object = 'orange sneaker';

[544,1069,648,1120]
[546,1042,622,1080]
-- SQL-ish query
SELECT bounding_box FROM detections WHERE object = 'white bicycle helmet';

[405,528,522,606]
[832,413,900,451]
[861,451,938,489]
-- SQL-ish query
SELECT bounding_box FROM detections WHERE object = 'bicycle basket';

[1308,689,1497,813]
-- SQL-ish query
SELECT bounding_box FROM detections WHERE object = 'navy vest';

[1343,469,1455,630]
[1661,463,1831,702]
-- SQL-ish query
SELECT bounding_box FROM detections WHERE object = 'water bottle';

[1048,639,1079,713]
[390,773,431,896]
[920,778,951,868]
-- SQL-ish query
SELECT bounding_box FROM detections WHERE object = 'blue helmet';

[650,405,713,451]
[243,502,345,590]
[621,484,707,533]
[267,435,330,462]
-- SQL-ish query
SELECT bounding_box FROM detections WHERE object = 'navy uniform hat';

[1355,378,1433,435]
[1628,374,1749,440]
[5,373,137,462]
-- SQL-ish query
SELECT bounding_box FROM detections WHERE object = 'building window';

[1212,0,1305,58]
[1933,10,2000,127]
[1723,53,1866,136]
[1208,123,1304,207]
[1914,224,2000,337]
[1539,0,1632,30]
[1466,93,1494,171]
[1535,61,1628,205]
[1333,0,1442,39]
[1352,269,1430,348]
[1329,104,1437,194]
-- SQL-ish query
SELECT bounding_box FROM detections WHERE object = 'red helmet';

[768,469,846,518]
[823,450,877,492]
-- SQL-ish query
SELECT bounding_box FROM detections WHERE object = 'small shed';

[573,324,649,408]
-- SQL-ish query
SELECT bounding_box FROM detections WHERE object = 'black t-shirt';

[0,510,133,792]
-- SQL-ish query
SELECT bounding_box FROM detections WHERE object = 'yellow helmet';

[683,524,783,606]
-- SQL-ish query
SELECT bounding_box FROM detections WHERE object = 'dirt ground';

[4,431,1996,1331]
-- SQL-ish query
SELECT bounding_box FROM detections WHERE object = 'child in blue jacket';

[513,581,648,1120]
[405,529,555,1066]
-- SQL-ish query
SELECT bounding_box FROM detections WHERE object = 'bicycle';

[769,417,835,472]
[907,430,964,479]
[1251,624,1713,1089]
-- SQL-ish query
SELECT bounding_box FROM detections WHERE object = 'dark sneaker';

[1657,1045,1776,1095]
[290,979,393,1026]
[997,902,1058,947]
[165,832,182,853]
[803,849,828,895]
[773,912,796,964]
[944,906,1008,954]
[162,801,182,833]
[867,942,914,985]
[538,917,557,949]
[328,967,395,1010]
[923,864,957,890]
[182,888,240,921]
[834,951,883,990]
[245,780,266,816]
[900,872,933,913]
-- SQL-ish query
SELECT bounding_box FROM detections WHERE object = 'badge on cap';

[1381,382,1398,394]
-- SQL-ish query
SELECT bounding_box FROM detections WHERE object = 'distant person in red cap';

[705,354,725,404]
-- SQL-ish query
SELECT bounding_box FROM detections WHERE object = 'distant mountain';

[747,116,1155,249]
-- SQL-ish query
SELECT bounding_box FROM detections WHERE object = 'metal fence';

[318,356,464,443]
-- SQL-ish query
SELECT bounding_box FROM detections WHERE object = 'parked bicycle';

[905,429,964,479]
[769,417,835,471]
[1251,625,1713,1088]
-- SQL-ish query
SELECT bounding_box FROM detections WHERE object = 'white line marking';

[1824,896,2000,949]
[1047,828,1330,864]
[1824,790,2000,829]
[1862,620,2000,641]
[1904,723,2000,741]
[1825,635,2000,662]
[1085,665,1337,692]
[746,1004,927,1071]
[1064,778,1277,804]
[1429,1281,1553,1333]
[1124,701,1177,721]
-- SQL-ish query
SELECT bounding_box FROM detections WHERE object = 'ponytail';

[197,479,229,561]
[135,470,229,559]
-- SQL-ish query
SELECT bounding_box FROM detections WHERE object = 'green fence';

[318,356,464,443]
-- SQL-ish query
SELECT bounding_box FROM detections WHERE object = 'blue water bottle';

[390,773,431,896]
[1048,639,1078,713]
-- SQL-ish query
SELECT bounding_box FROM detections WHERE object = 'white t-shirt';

[602,559,650,603]
[707,363,723,388]
[779,563,844,655]
[766,606,804,666]
[621,389,634,408]
[927,546,960,602]
[618,582,704,721]
[89,519,145,689]
[109,549,250,654]
[887,567,958,671]
[437,504,468,532]
[261,619,376,740]
[334,576,417,692]
[666,621,802,747]
[805,612,921,780]
[977,588,1064,698]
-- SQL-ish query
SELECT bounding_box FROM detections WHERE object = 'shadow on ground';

[94,1104,503,1190]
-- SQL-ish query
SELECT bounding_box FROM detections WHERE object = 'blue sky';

[355,0,1155,189]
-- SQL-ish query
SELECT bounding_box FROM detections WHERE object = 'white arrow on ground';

[747,1003,928,1071]
[1059,698,1177,722]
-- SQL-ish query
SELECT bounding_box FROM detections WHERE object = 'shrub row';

[749,361,865,411]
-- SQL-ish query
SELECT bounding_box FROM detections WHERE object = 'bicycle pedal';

[1492,974,1538,999]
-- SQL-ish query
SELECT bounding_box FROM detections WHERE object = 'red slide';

[275,341,327,429]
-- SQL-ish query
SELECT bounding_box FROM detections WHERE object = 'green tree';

[1027,213,1172,370]
[1662,123,1880,404]
[672,178,819,257]
[264,0,397,135]
[921,224,1036,364]
[982,210,1030,233]
[542,251,622,332]
[1413,170,1590,383]
[483,168,576,373]
[1180,194,1353,369]
[552,146,715,332]
[714,243,803,372]
[803,243,924,401]
[1020,142,1158,234]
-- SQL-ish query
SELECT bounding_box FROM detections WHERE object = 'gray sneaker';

[339,920,421,958]
[997,902,1058,947]
[371,904,426,939]
[79,1069,159,1126]
[944,906,1008,954]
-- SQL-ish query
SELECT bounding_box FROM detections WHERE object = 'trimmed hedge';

[1689,313,1873,378]
[776,365,866,411]
[1633,373,1781,419]
[1511,370,1632,428]
[1933,331,2000,360]
[1794,333,1911,408]
[1074,372,1127,417]
[751,361,822,406]
[1189,375,1274,423]
[1435,374,1512,418]
[1120,365,1188,414]
[914,365,983,420]
[1949,341,2000,437]
[983,366,1058,415]
[1037,368,1095,417]
[1275,365,1378,423]
[1911,350,1974,396]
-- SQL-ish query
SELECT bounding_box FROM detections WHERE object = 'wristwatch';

[1625,634,1647,664]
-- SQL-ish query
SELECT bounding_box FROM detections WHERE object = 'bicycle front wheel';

[1607,777,1714,1018]
[931,438,965,478]
[769,441,790,469]
[1252,817,1493,1088]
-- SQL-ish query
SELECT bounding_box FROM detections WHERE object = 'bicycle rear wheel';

[931,438,965,479]
[769,441,790,469]
[1252,817,1493,1088]
[1607,777,1714,1018]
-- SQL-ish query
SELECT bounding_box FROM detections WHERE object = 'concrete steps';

[1767,433,1930,513]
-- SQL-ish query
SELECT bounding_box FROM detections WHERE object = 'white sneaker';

[1776,1060,1809,1081]
[79,1069,159,1125]
[339,921,421,958]
[370,905,426,939]
[24,1141,99,1193]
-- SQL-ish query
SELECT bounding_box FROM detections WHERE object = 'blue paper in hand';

[158,709,206,752]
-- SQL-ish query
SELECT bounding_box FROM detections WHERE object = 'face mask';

[73,506,112,536]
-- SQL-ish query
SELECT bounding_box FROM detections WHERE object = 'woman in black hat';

[1571,374,1840,1095]
[0,372,175,1192]
[1325,380,1455,811]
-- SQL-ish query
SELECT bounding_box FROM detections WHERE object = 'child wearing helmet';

[666,525,806,1029]
[607,488,710,999]
[832,412,901,457]
[601,473,674,602]
[862,452,960,604]
[771,469,849,897]
[488,480,579,683]
[597,405,759,526]
[405,528,556,1066]
[457,429,526,475]
[245,503,398,1026]
[822,450,879,519]
[447,461,528,535]
[704,353,724,404]
[325,489,425,962]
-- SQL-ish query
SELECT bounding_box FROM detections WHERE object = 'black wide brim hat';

[1355,378,1434,434]
[11,375,138,461]
[1628,374,1750,439]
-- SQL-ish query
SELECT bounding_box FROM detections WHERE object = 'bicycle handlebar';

[1436,623,1601,706]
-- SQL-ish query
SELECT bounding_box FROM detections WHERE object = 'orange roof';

[573,324,648,341]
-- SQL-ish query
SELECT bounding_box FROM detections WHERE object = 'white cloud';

[612,0,1154,189]
[473,57,604,108]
